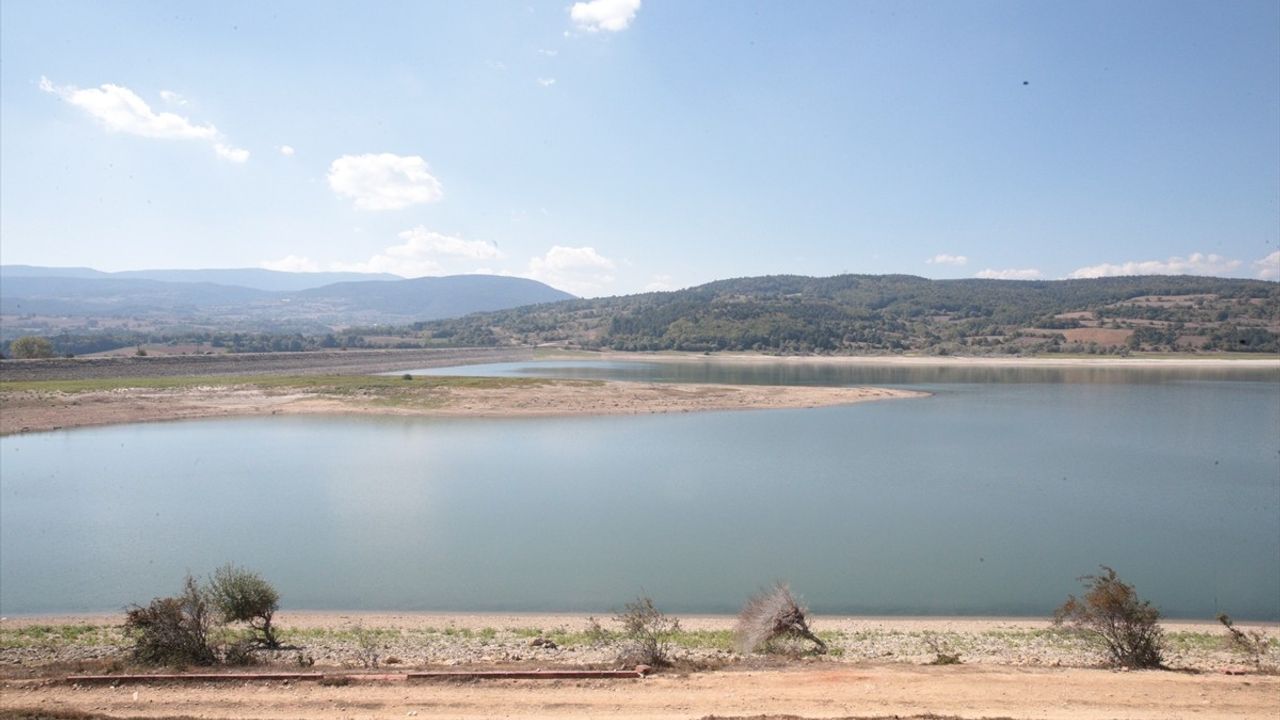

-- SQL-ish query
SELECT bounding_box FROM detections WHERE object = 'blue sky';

[2,0,1277,296]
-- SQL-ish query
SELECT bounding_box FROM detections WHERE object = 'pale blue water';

[2,360,1277,619]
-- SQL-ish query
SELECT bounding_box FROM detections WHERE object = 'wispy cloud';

[40,77,248,162]
[926,254,968,266]
[260,255,321,273]
[537,77,557,87]
[327,153,443,210]
[975,268,1043,280]
[158,90,187,106]
[279,145,296,157]
[1067,253,1242,279]
[644,274,676,292]
[570,0,641,32]
[268,228,504,279]
[526,245,616,296]
[213,143,249,163]
[1253,251,1280,281]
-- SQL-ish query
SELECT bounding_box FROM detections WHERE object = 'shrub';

[208,564,281,648]
[734,582,826,654]
[124,575,217,666]
[351,623,381,668]
[9,336,55,359]
[1053,566,1164,668]
[614,595,680,667]
[922,632,961,665]
[1217,613,1272,671]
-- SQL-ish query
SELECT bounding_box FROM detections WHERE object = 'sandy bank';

[0,380,926,435]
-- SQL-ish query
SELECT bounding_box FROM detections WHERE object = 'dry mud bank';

[0,379,925,435]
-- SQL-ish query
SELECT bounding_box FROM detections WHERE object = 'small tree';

[124,575,217,666]
[734,582,826,654]
[208,563,281,648]
[1053,566,1164,669]
[614,595,680,667]
[9,336,55,359]
[1217,613,1272,671]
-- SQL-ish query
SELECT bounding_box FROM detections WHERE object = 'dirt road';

[4,664,1276,720]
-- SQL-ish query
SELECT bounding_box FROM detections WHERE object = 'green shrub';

[9,336,55,359]
[208,564,281,648]
[1053,566,1164,668]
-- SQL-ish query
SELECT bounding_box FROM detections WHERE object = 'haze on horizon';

[1,0,1277,297]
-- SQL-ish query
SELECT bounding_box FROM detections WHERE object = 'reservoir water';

[2,360,1278,618]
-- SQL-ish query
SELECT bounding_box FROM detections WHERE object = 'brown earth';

[0,382,927,435]
[2,664,1277,720]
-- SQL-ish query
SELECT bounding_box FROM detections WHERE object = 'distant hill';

[0,265,401,292]
[411,274,1280,354]
[297,275,576,319]
[0,268,575,341]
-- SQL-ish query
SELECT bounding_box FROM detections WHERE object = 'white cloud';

[1067,253,1243,279]
[41,77,250,163]
[644,274,676,292]
[527,245,616,296]
[158,90,187,106]
[975,268,1043,280]
[1253,251,1280,281]
[213,143,249,163]
[537,77,557,87]
[41,76,217,140]
[260,255,321,273]
[570,0,641,32]
[327,153,443,210]
[328,228,503,278]
[279,145,296,157]
[537,48,559,57]
[927,254,968,266]
[394,226,504,260]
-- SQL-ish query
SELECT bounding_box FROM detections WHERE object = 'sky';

[1,0,1277,297]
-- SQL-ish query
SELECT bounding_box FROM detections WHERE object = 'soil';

[0,382,926,435]
[3,614,1277,719]
[1,664,1276,720]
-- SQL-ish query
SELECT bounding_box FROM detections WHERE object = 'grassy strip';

[0,374,600,395]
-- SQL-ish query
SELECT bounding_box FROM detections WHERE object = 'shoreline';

[579,350,1280,369]
[5,610,1270,632]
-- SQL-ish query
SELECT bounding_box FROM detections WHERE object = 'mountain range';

[0,265,574,336]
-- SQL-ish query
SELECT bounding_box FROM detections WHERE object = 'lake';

[2,359,1277,619]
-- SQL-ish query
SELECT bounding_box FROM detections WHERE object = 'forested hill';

[413,274,1280,355]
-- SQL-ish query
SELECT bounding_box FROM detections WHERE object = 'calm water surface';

[2,360,1277,618]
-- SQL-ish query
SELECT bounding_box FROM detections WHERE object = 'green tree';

[9,336,55,359]
[208,564,281,648]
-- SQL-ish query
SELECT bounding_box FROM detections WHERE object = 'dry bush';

[614,595,680,667]
[1217,613,1273,671]
[1053,566,1164,669]
[734,582,826,654]
[124,575,217,666]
